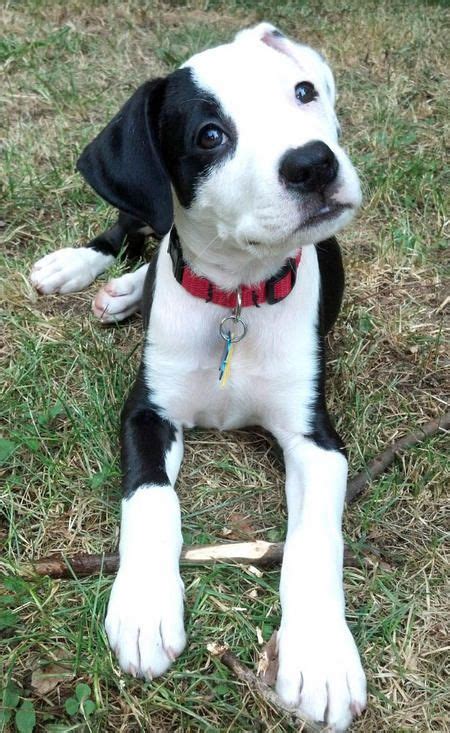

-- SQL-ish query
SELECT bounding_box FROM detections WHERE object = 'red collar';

[168,229,301,308]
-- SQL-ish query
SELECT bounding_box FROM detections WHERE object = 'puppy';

[31,24,366,731]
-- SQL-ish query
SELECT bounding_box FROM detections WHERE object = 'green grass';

[1,1,448,731]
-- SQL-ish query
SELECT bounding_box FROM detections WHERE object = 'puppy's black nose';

[279,141,338,193]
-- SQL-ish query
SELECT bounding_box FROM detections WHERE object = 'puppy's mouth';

[298,202,352,230]
[245,202,353,248]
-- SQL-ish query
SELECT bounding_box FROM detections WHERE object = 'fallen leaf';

[31,653,74,696]
[224,512,256,540]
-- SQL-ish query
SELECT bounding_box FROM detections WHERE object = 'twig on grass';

[24,542,361,579]
[207,642,324,731]
[24,410,449,580]
[345,410,450,502]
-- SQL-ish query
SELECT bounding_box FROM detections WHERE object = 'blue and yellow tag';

[219,332,235,387]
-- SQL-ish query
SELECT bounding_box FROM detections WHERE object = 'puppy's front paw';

[105,567,186,679]
[30,247,111,294]
[276,616,366,732]
[92,273,142,322]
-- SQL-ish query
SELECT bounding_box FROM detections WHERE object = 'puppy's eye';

[197,124,227,149]
[295,81,317,104]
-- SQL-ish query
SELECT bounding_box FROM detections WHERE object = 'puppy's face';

[161,23,361,254]
[78,23,361,255]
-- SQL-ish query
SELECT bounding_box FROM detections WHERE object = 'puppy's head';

[78,23,361,255]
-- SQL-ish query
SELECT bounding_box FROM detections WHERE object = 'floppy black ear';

[76,78,173,236]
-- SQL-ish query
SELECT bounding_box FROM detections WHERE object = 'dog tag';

[218,289,246,387]
[219,288,247,387]
[219,332,234,386]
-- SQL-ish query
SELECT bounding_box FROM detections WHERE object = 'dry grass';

[1,1,449,731]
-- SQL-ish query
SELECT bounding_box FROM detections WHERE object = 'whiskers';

[187,231,221,271]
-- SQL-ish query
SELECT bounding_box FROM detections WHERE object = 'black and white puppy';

[31,24,366,731]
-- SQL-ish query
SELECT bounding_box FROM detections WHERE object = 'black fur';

[316,237,345,336]
[88,212,150,260]
[141,255,158,331]
[77,79,173,236]
[121,367,176,498]
[305,331,345,454]
[305,238,345,453]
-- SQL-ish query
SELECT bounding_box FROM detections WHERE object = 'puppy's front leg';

[274,434,366,732]
[30,212,149,295]
[106,373,186,679]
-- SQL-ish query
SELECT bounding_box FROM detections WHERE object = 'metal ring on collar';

[219,315,247,343]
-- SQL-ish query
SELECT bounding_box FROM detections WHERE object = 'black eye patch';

[159,68,236,208]
[295,81,318,104]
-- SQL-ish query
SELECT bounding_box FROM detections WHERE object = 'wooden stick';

[25,411,449,580]
[345,410,449,503]
[207,642,324,731]
[24,542,362,579]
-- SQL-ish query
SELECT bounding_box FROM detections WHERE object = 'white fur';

[92,264,149,322]
[30,247,113,294]
[274,436,366,730]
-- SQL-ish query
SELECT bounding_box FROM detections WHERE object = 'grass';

[1,0,448,730]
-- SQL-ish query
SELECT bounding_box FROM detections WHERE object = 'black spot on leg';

[121,366,177,498]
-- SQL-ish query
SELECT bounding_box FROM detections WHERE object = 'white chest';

[143,244,321,434]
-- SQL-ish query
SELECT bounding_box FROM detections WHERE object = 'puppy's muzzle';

[279,141,338,194]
